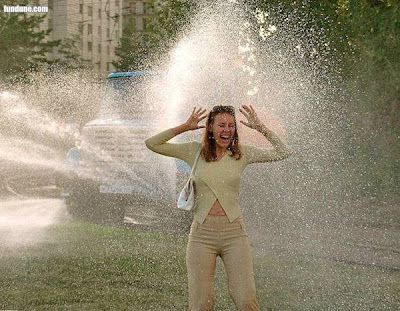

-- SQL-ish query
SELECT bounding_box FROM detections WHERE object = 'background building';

[123,0,150,36]
[37,0,149,75]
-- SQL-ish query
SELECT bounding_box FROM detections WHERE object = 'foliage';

[323,0,400,194]
[0,0,59,79]
[253,0,400,195]
[334,0,400,193]
[0,0,85,80]
[145,0,197,55]
[54,34,85,70]
[113,15,148,71]
[113,0,197,70]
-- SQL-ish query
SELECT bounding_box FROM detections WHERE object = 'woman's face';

[210,112,236,150]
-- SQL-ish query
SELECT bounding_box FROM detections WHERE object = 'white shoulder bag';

[177,146,202,211]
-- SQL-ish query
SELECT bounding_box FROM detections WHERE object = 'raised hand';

[185,107,208,131]
[239,104,264,131]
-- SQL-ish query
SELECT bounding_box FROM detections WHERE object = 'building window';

[143,18,147,31]
[48,18,52,30]
[98,44,101,53]
[107,62,113,72]
[136,1,142,14]
[107,28,110,38]
[88,6,92,17]
[48,0,53,9]
[98,26,101,36]
[115,0,119,6]
[79,4,83,14]
[88,42,92,52]
[88,24,92,35]
[107,45,110,56]
[143,2,150,14]
[142,34,148,46]
[98,8,101,19]
[137,17,144,31]
[129,2,136,14]
[78,23,84,34]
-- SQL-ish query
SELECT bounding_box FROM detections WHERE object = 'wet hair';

[201,105,242,162]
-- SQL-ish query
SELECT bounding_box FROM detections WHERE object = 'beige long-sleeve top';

[145,128,292,224]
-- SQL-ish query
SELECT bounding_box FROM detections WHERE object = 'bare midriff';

[207,199,227,216]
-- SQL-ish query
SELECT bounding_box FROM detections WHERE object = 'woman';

[145,105,292,311]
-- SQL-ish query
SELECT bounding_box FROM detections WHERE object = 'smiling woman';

[202,105,241,162]
[145,105,292,310]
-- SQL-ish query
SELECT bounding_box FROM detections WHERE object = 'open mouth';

[220,135,230,142]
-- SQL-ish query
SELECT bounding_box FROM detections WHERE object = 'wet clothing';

[144,128,291,224]
[145,127,291,311]
[186,215,259,311]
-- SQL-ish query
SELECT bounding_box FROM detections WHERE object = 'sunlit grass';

[0,220,399,310]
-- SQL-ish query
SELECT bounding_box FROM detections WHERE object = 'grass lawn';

[0,220,399,310]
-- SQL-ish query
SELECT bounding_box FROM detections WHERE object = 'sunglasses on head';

[210,105,235,114]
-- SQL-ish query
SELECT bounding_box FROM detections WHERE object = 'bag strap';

[188,145,202,179]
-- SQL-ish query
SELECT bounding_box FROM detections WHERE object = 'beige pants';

[186,215,260,311]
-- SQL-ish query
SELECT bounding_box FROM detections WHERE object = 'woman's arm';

[144,125,192,160]
[144,107,207,161]
[239,104,293,164]
[171,123,191,136]
[243,124,293,164]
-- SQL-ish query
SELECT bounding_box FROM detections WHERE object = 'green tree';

[255,0,400,195]
[336,0,400,194]
[145,0,197,55]
[0,0,59,79]
[53,34,85,70]
[113,0,197,70]
[113,15,148,71]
